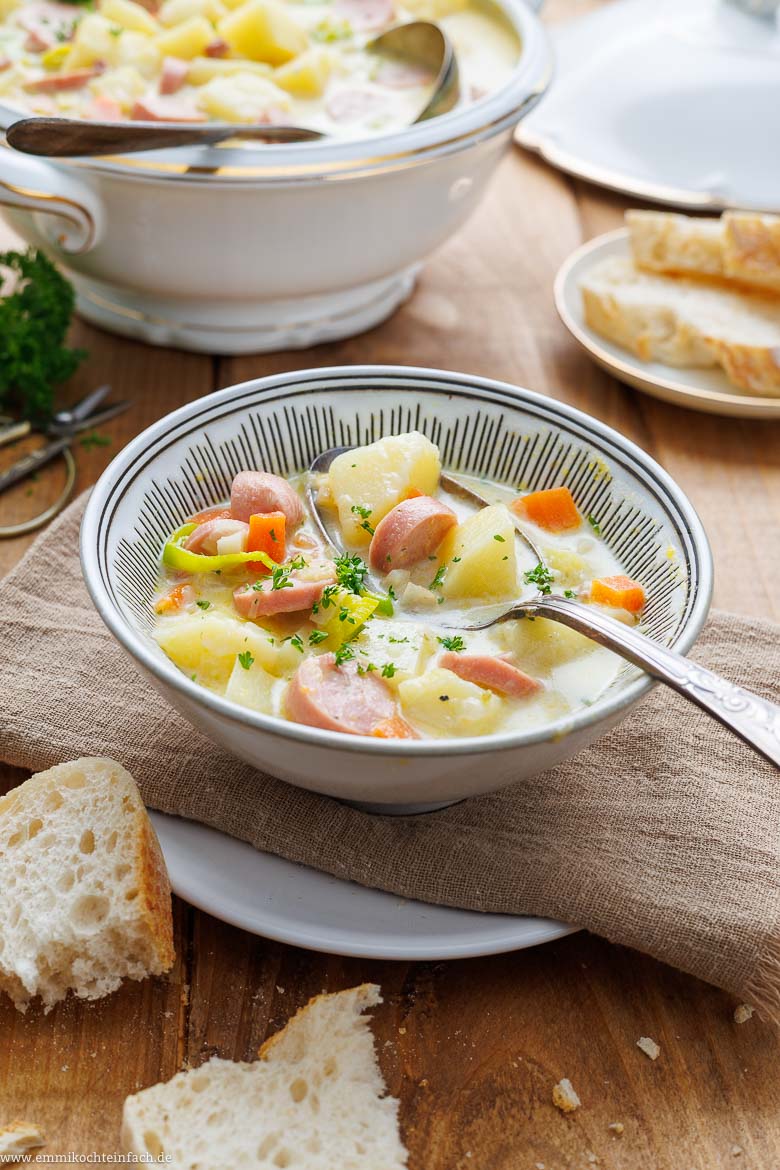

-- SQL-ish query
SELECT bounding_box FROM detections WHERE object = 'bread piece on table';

[0,1121,46,1160]
[580,255,780,396]
[0,757,174,1013]
[122,984,408,1169]
[627,209,780,294]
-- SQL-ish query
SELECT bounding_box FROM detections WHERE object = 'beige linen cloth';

[1,493,779,1019]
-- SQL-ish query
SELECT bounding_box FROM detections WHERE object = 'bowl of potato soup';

[0,0,551,352]
[81,366,713,813]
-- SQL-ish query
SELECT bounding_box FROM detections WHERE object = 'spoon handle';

[6,117,323,158]
[531,596,780,769]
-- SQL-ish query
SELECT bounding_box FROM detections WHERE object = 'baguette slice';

[581,255,780,396]
[0,757,174,1013]
[0,1121,46,1160]
[122,984,408,1169]
[627,209,780,295]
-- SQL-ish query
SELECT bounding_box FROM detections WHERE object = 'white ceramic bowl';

[0,0,551,354]
[80,366,713,813]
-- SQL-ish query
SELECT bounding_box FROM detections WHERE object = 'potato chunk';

[225,655,279,714]
[328,432,441,547]
[196,71,291,121]
[436,505,518,600]
[155,610,300,690]
[187,56,272,84]
[399,668,504,736]
[351,620,434,688]
[497,615,597,674]
[218,0,308,65]
[101,0,159,35]
[155,15,214,60]
[158,0,226,26]
[274,47,332,97]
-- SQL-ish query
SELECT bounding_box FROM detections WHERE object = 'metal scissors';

[0,385,130,537]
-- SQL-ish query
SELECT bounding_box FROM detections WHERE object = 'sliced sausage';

[369,495,456,572]
[24,66,104,93]
[184,518,248,555]
[230,471,304,529]
[186,505,232,525]
[376,59,435,89]
[334,0,394,30]
[233,563,335,619]
[160,56,189,95]
[285,653,396,736]
[325,88,388,124]
[131,95,206,122]
[204,37,229,57]
[439,653,542,698]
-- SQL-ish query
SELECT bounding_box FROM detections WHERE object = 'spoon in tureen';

[5,21,459,158]
[307,444,780,769]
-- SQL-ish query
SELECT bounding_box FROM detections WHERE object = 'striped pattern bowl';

[81,367,713,813]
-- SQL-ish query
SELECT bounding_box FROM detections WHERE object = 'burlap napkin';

[1,493,779,1019]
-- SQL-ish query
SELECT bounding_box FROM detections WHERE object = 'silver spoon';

[5,21,459,158]
[308,445,780,769]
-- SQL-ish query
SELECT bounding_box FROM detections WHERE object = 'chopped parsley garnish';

[237,651,254,670]
[308,629,329,645]
[438,635,465,652]
[381,663,396,678]
[588,514,601,535]
[350,504,375,536]
[387,634,409,644]
[288,635,304,653]
[387,585,397,600]
[334,552,369,594]
[493,534,506,542]
[270,564,295,591]
[564,589,576,599]
[523,562,555,595]
[452,556,462,563]
[196,599,211,610]
[334,643,355,666]
[430,564,447,590]
[357,662,377,675]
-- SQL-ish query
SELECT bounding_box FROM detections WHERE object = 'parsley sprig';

[0,249,87,423]
[523,562,555,595]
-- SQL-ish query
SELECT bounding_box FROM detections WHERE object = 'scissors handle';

[0,436,71,494]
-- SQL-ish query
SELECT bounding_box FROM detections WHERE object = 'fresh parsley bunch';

[0,248,87,422]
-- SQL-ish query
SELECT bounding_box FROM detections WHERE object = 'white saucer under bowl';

[517,0,780,212]
[555,229,780,420]
[151,812,575,960]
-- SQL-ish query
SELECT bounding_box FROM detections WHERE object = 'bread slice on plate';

[580,255,780,396]
[122,984,408,1169]
[627,209,780,295]
[0,757,174,1013]
[0,1121,46,1160]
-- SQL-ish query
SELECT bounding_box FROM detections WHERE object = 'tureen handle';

[0,143,104,255]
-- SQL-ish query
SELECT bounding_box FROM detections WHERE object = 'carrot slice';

[372,714,419,739]
[247,511,286,573]
[511,486,581,532]
[154,582,193,613]
[591,574,646,614]
[404,486,424,500]
[187,505,232,524]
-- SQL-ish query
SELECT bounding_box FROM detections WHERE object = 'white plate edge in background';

[151,812,577,961]
[554,229,780,420]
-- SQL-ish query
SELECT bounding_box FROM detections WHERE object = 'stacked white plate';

[517,0,780,212]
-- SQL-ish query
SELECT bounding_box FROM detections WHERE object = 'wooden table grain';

[1,10,779,1162]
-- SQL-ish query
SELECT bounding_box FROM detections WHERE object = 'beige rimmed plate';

[555,229,780,421]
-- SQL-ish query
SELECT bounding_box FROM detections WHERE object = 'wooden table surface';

[2,4,779,1163]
